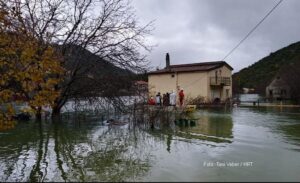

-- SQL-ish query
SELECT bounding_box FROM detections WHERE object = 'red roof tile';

[148,61,233,75]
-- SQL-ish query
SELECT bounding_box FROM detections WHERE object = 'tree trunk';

[52,105,61,117]
[35,107,42,120]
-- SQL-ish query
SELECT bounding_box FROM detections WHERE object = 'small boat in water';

[104,119,128,126]
[185,105,197,112]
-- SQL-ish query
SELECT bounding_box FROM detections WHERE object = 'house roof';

[267,75,289,88]
[148,61,233,75]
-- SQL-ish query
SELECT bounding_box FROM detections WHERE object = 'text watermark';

[203,161,253,167]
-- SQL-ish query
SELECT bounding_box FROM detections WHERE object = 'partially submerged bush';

[186,96,206,105]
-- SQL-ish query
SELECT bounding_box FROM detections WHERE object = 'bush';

[186,96,206,105]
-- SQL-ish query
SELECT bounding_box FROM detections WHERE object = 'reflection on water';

[0,118,151,182]
[0,121,16,131]
[280,124,300,144]
[175,110,233,144]
[1,106,300,182]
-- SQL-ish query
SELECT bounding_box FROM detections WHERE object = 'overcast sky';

[132,0,300,73]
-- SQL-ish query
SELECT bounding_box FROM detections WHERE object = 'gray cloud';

[132,0,300,72]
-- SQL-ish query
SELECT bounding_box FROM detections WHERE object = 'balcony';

[210,77,231,86]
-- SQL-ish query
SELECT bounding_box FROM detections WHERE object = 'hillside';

[57,44,140,97]
[62,44,132,76]
[232,41,300,94]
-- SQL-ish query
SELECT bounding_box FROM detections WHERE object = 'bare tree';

[5,0,153,115]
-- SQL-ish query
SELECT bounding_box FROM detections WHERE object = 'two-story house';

[148,53,233,103]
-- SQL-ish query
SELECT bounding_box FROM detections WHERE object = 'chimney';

[166,53,170,69]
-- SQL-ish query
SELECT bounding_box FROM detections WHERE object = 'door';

[211,88,221,100]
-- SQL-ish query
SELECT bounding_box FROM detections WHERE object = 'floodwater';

[1,106,300,182]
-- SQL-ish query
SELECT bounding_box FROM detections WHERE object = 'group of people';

[148,89,185,107]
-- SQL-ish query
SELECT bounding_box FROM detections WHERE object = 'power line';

[222,0,283,61]
[184,0,283,90]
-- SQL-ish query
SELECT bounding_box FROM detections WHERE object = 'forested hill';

[56,44,143,97]
[62,44,133,76]
[232,41,300,94]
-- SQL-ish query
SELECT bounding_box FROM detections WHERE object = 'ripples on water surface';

[0,107,300,182]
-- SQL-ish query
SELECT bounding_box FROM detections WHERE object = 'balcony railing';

[210,77,231,86]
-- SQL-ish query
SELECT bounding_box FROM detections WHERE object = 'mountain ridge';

[232,41,300,94]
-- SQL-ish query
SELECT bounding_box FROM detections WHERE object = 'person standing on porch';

[155,92,162,106]
[166,92,170,106]
[162,93,167,106]
[169,90,176,106]
[148,96,156,105]
[179,89,184,107]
